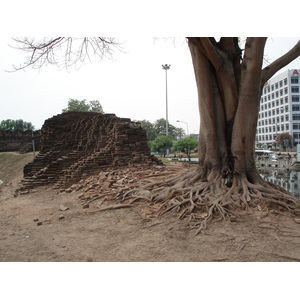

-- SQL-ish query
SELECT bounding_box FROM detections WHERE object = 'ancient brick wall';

[21,112,161,190]
[0,130,41,153]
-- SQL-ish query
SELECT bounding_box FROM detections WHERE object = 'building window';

[293,123,300,130]
[280,89,283,96]
[291,77,299,84]
[292,95,300,102]
[284,87,288,94]
[284,78,288,85]
[285,115,289,121]
[280,80,283,87]
[293,114,300,120]
[285,97,288,103]
[291,86,299,93]
[286,124,289,130]
[292,105,300,111]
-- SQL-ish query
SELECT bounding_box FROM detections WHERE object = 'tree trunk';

[188,38,267,185]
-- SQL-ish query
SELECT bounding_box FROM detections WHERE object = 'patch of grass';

[0,152,36,183]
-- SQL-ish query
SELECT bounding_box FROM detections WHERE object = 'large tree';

[12,37,300,231]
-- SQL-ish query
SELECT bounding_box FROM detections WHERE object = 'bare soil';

[1,152,300,262]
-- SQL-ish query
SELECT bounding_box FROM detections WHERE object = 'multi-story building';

[256,69,300,148]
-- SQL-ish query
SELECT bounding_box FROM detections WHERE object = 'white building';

[256,69,300,148]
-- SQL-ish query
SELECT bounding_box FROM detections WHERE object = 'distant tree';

[0,119,35,131]
[62,99,104,113]
[172,136,198,159]
[136,118,185,142]
[0,119,14,130]
[275,133,294,151]
[89,100,104,113]
[15,119,34,131]
[149,135,174,157]
[153,118,185,140]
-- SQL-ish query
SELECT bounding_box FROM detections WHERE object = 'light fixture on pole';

[162,64,170,136]
[176,120,189,136]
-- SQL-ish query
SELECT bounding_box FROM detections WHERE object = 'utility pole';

[162,64,170,136]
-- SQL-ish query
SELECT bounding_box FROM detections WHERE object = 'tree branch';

[261,39,300,85]
[9,37,122,71]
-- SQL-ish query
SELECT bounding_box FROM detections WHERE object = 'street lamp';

[162,64,170,136]
[176,120,189,136]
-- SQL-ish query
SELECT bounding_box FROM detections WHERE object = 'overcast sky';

[0,37,299,133]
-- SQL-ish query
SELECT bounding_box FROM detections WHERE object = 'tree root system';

[114,166,300,234]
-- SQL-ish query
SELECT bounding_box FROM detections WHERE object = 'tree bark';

[188,38,267,183]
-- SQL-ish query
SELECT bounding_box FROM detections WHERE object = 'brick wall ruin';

[0,130,41,153]
[20,112,162,190]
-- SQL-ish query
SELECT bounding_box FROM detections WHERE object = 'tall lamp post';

[162,64,170,136]
[176,120,189,136]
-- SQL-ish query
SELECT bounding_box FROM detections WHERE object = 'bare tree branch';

[9,37,123,71]
[261,39,300,86]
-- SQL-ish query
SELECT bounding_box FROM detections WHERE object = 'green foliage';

[136,118,185,141]
[149,135,174,156]
[0,119,35,131]
[172,136,198,156]
[62,99,104,113]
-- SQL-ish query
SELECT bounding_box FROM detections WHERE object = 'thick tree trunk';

[188,38,267,185]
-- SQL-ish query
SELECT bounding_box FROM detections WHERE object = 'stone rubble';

[58,163,185,207]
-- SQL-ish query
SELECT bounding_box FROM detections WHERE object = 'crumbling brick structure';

[21,112,161,190]
[0,130,41,153]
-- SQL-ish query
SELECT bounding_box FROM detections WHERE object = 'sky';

[0,37,300,133]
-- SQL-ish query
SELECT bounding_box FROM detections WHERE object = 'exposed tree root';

[114,167,300,234]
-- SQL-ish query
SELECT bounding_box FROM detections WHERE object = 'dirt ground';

[1,153,300,262]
